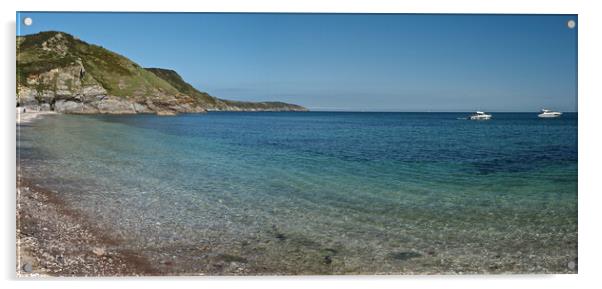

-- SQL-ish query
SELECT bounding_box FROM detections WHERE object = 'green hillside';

[144,68,221,108]
[17,31,180,99]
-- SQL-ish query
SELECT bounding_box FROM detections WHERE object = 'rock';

[41,32,69,56]
[54,100,84,113]
[39,103,52,111]
[568,260,577,270]
[92,247,106,257]
[387,251,422,261]
[82,85,107,99]
[133,102,152,113]
[22,262,33,273]
[16,86,38,107]
[275,233,286,241]
[95,98,138,114]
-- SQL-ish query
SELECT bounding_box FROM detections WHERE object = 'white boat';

[469,111,492,120]
[538,109,562,118]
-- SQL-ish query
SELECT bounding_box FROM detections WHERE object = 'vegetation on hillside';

[17,31,180,99]
[145,68,220,107]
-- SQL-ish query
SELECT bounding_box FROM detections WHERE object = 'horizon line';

[306,108,578,113]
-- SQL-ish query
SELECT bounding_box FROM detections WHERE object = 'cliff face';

[16,31,307,114]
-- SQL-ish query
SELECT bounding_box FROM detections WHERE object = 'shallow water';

[18,112,578,274]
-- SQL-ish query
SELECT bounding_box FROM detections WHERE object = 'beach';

[16,110,57,125]
[17,180,159,276]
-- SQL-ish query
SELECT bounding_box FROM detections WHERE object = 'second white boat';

[469,111,492,120]
[538,109,562,118]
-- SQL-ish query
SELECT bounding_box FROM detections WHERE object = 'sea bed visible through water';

[17,112,578,275]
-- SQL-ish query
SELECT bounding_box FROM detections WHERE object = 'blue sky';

[17,13,577,112]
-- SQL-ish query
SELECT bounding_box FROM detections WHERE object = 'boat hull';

[538,113,562,118]
[469,116,492,120]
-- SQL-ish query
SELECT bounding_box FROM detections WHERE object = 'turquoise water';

[18,112,577,274]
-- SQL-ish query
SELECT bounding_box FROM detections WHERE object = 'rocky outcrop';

[19,63,151,114]
[17,60,204,115]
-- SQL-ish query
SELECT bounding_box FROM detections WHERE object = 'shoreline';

[16,111,158,276]
[16,178,160,276]
[16,110,58,124]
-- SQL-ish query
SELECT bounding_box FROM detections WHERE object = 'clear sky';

[17,13,577,112]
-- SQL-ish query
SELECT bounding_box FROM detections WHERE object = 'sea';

[17,112,578,274]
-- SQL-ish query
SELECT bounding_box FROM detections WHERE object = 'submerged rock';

[388,251,422,261]
[568,260,577,270]
[217,254,247,263]
[22,262,33,273]
[275,233,286,241]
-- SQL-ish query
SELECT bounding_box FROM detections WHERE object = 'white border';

[2,1,601,288]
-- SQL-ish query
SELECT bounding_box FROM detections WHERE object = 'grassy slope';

[144,68,220,107]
